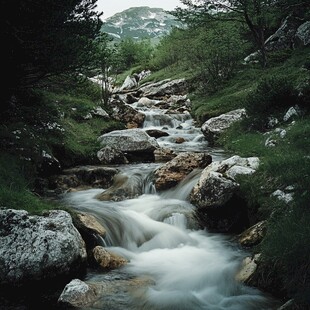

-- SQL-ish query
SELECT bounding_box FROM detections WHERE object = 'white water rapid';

[62,102,278,309]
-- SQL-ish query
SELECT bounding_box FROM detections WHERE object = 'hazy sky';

[96,0,184,20]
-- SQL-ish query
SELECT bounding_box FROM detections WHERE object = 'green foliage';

[220,116,310,219]
[116,37,154,70]
[267,49,293,65]
[244,75,299,130]
[190,68,259,123]
[2,0,102,104]
[0,154,61,214]
[190,22,249,92]
[261,207,310,304]
[150,28,189,70]
[151,22,248,93]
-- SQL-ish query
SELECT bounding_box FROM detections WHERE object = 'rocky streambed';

[0,77,281,309]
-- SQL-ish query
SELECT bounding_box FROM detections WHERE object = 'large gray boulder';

[139,78,188,98]
[98,129,159,162]
[190,156,260,232]
[0,209,87,286]
[201,109,246,145]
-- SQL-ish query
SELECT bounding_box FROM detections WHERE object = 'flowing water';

[62,103,279,309]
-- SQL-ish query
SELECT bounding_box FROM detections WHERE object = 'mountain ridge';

[101,6,182,41]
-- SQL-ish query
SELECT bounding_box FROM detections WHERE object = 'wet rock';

[92,246,127,269]
[95,173,143,202]
[73,212,107,250]
[58,278,104,308]
[109,98,145,128]
[235,254,261,283]
[154,147,177,162]
[59,276,154,309]
[50,166,119,191]
[154,152,212,191]
[75,213,106,237]
[238,221,267,247]
[190,156,260,232]
[97,146,129,165]
[175,137,186,144]
[145,129,169,139]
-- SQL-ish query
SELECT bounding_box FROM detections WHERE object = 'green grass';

[0,154,61,214]
[190,47,310,124]
[141,65,194,85]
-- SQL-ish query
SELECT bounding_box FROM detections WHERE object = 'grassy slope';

[0,79,124,215]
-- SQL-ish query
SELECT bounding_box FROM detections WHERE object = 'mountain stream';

[62,104,279,310]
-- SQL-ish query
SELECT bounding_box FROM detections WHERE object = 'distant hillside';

[101,6,182,41]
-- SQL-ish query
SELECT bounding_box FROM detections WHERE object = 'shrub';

[244,75,299,130]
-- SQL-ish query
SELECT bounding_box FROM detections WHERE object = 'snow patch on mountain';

[101,6,182,41]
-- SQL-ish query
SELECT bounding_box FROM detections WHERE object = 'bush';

[244,75,299,130]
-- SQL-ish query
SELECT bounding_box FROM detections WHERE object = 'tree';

[188,22,249,91]
[173,0,277,67]
[1,0,103,104]
[92,33,120,105]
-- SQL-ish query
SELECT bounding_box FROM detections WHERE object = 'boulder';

[190,156,260,232]
[97,146,129,165]
[154,152,212,191]
[98,128,159,162]
[119,75,139,91]
[58,279,104,308]
[154,147,177,162]
[109,98,145,128]
[73,212,107,250]
[145,129,169,139]
[265,15,303,52]
[95,173,143,202]
[238,221,267,247]
[50,166,119,191]
[235,254,261,283]
[139,78,188,98]
[0,209,87,287]
[59,276,154,309]
[295,21,310,46]
[201,109,246,145]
